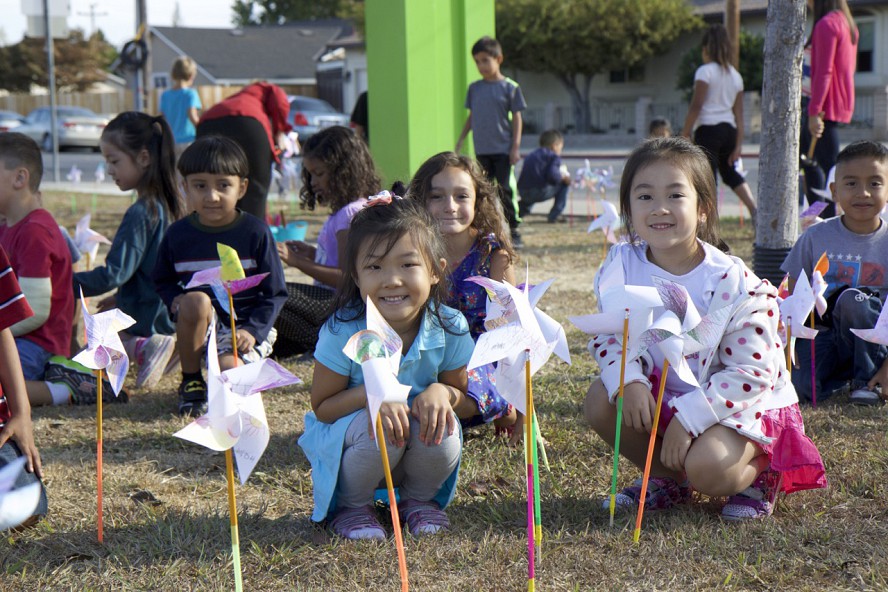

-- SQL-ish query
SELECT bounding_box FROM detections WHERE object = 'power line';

[77,2,108,36]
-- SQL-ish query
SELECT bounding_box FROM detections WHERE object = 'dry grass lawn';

[1,192,886,591]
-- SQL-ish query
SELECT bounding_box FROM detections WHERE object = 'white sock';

[47,381,72,405]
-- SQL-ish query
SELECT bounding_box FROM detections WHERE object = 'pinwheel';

[73,214,111,270]
[587,199,620,260]
[851,300,888,345]
[569,260,662,527]
[71,288,135,543]
[342,298,411,592]
[0,457,41,530]
[174,323,301,592]
[465,273,571,590]
[808,254,830,406]
[184,243,270,323]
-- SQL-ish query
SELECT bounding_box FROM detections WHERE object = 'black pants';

[196,115,272,220]
[693,123,745,190]
[476,153,519,231]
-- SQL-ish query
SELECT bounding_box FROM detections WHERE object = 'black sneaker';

[44,357,128,405]
[511,230,524,250]
[178,378,208,417]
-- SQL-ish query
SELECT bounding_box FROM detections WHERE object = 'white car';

[0,110,26,133]
[16,106,108,152]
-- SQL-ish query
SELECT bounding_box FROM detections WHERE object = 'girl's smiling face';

[426,166,477,237]
[354,231,442,335]
[629,160,701,268]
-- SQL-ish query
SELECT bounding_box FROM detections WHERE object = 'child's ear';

[136,149,151,169]
[432,257,447,284]
[829,182,835,199]
[238,178,249,199]
[13,167,29,190]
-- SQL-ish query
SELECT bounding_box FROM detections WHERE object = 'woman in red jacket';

[806,0,857,216]
[197,82,292,220]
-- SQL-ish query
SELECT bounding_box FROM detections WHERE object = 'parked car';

[287,96,350,142]
[0,110,26,133]
[16,106,108,152]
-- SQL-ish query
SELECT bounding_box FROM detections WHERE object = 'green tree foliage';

[676,29,765,100]
[496,0,701,133]
[0,30,116,93]
[231,0,362,26]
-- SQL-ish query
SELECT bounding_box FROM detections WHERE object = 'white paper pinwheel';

[569,257,663,351]
[174,324,301,483]
[850,302,888,345]
[342,298,411,447]
[634,278,733,387]
[465,275,570,414]
[779,270,819,346]
[0,457,41,530]
[95,163,106,183]
[72,288,135,396]
[587,199,620,244]
[74,214,111,264]
[184,243,269,318]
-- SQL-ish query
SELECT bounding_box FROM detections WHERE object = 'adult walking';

[804,0,858,217]
[196,81,291,220]
[681,24,756,221]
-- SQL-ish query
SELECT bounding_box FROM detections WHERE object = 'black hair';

[178,135,250,178]
[330,198,461,335]
[835,140,888,167]
[619,137,720,248]
[0,132,42,192]
[539,129,563,149]
[299,126,381,212]
[471,36,502,58]
[101,111,183,221]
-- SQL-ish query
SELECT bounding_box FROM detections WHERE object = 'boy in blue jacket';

[517,129,571,223]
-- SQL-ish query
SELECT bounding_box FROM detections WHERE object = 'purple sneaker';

[399,499,450,536]
[603,477,691,512]
[330,505,386,541]
[721,471,779,521]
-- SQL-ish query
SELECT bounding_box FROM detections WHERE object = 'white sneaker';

[849,387,882,406]
[136,335,176,389]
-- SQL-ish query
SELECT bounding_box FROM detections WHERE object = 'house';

[146,19,355,109]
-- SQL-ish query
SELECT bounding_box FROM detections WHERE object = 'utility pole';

[43,0,60,183]
[77,2,107,37]
[725,0,740,68]
[136,0,149,112]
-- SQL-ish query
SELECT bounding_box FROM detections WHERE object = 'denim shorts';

[15,338,53,381]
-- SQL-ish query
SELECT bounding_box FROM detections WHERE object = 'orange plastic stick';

[377,415,409,592]
[633,359,670,543]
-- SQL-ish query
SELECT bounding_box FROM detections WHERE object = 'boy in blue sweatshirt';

[152,136,286,416]
[517,129,571,223]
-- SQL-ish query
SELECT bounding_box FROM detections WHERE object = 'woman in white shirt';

[681,24,757,221]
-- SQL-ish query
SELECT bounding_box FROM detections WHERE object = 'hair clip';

[364,190,401,208]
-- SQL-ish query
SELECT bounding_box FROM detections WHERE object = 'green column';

[365,0,495,185]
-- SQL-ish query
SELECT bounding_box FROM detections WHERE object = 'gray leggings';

[336,408,461,509]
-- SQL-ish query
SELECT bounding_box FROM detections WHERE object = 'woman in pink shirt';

[807,0,857,211]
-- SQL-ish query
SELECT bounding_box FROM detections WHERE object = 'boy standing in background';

[456,36,526,247]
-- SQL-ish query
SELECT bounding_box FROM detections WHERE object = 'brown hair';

[406,151,516,263]
[299,126,381,213]
[0,132,42,192]
[170,56,197,82]
[812,0,858,44]
[618,137,720,247]
[702,24,732,69]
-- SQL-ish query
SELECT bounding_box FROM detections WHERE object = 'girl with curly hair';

[273,126,381,357]
[408,151,521,439]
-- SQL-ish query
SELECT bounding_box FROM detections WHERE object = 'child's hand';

[411,383,456,446]
[509,146,521,165]
[96,294,117,312]
[622,382,656,433]
[170,294,184,317]
[660,417,692,472]
[277,241,316,270]
[235,329,256,354]
[0,415,42,479]
[867,358,888,401]
[372,401,410,447]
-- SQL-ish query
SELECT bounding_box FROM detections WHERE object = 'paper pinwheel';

[174,323,301,483]
[72,288,135,396]
[73,214,112,268]
[0,457,41,530]
[185,243,269,318]
[174,323,300,592]
[587,199,620,244]
[779,270,819,344]
[851,302,888,345]
[342,298,411,445]
[341,297,411,591]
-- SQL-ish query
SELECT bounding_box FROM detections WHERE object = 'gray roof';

[150,20,353,84]
[692,0,884,17]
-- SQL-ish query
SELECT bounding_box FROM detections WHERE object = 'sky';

[0,0,238,48]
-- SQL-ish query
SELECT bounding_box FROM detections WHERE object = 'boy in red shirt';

[0,244,47,526]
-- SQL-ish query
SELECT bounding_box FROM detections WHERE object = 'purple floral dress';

[446,234,512,426]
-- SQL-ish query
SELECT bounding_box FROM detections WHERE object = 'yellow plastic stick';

[225,449,243,592]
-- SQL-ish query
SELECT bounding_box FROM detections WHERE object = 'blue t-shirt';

[465,77,526,155]
[160,87,202,144]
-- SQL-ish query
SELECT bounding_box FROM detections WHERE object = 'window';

[855,18,874,73]
[609,65,645,84]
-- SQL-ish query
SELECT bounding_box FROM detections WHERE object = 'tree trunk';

[725,0,740,69]
[557,73,593,133]
[754,0,806,283]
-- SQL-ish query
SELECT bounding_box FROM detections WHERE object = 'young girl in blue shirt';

[299,197,474,540]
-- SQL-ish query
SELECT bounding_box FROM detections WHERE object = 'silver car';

[17,106,108,152]
[0,110,26,133]
[287,96,350,142]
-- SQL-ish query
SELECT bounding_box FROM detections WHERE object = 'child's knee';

[177,291,213,321]
[836,288,881,326]
[583,380,612,429]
